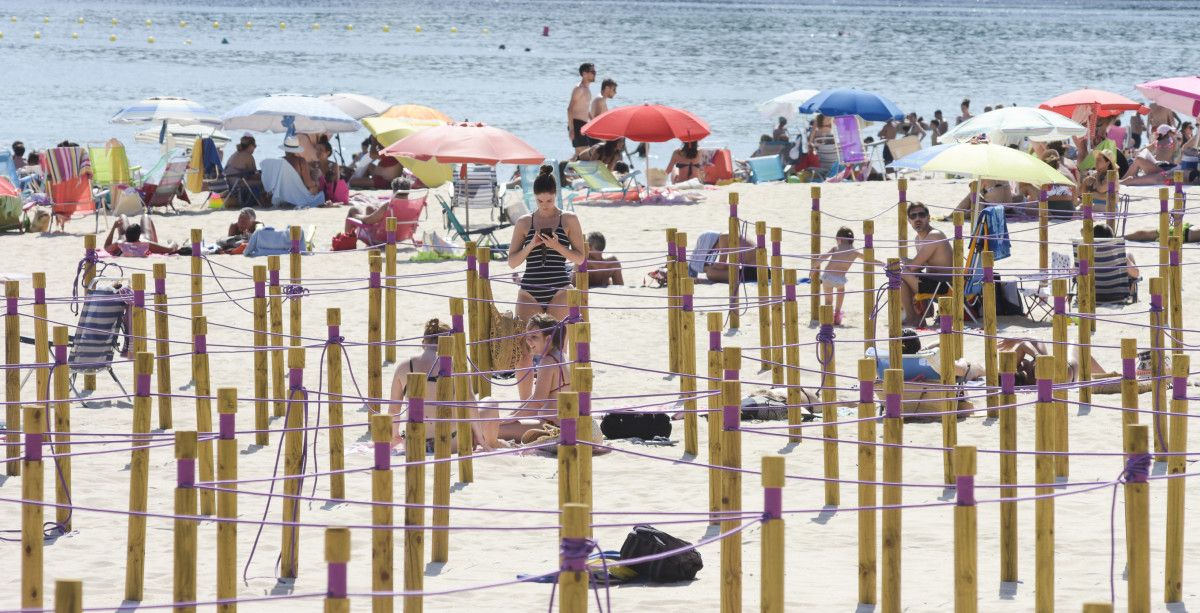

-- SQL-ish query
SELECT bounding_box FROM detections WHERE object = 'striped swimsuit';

[520,214,571,305]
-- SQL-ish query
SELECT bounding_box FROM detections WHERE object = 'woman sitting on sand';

[1122,125,1179,185]
[102,213,178,257]
[687,231,759,284]
[507,167,586,321]
[486,314,572,444]
[664,141,704,183]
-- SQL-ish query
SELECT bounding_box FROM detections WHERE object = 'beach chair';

[884,136,922,179]
[1072,239,1139,305]
[199,137,229,196]
[346,193,428,247]
[88,142,135,213]
[566,161,640,201]
[810,136,840,180]
[1018,251,1072,323]
[139,158,190,212]
[518,161,567,213]
[914,206,1011,322]
[440,199,510,257]
[260,158,324,208]
[745,155,785,183]
[826,115,870,182]
[0,151,37,195]
[0,176,23,233]
[451,164,501,220]
[41,146,100,231]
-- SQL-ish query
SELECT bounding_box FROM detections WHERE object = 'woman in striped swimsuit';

[507,166,586,322]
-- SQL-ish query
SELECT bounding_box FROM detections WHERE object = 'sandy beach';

[2,178,1200,611]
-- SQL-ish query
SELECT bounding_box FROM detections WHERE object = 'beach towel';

[201,138,224,177]
[71,283,129,372]
[978,205,1011,260]
[245,225,308,258]
[865,347,941,382]
[260,158,325,208]
[688,231,721,278]
[41,147,91,183]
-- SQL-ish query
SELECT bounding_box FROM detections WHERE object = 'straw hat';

[279,135,304,154]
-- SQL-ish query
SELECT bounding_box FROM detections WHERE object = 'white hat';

[279,135,304,153]
[1156,124,1176,135]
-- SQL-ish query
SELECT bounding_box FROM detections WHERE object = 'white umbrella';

[319,93,392,120]
[220,93,360,134]
[110,96,220,126]
[943,106,1088,146]
[134,123,230,146]
[756,89,821,121]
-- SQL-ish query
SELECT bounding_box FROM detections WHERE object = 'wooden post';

[327,309,346,499]
[1157,189,1170,321]
[886,259,903,368]
[268,255,284,417]
[1168,235,1183,351]
[1038,189,1048,278]
[216,388,237,613]
[81,235,97,391]
[385,216,398,364]
[954,446,978,613]
[471,245,492,398]
[769,227,784,385]
[862,220,876,351]
[937,298,958,484]
[818,304,839,505]
[857,358,877,606]
[1164,355,1189,602]
[882,368,904,613]
[403,373,426,613]
[22,403,44,610]
[1150,278,1166,458]
[1035,355,1055,613]
[1051,279,1069,478]
[951,212,964,360]
[51,326,71,530]
[451,321,474,482]
[1077,242,1094,413]
[760,455,785,613]
[572,366,594,518]
[173,430,198,613]
[54,579,82,613]
[755,221,771,366]
[667,228,680,377]
[251,265,269,445]
[784,270,802,442]
[191,316,216,516]
[324,527,351,613]
[720,349,743,613]
[1125,424,1150,613]
[679,276,698,456]
[998,351,1018,583]
[431,336,454,563]
[370,413,394,613]
[728,192,740,329]
[810,187,822,323]
[1120,339,1140,440]
[4,280,19,476]
[982,252,999,419]
[32,272,49,407]
[280,348,306,579]
[130,273,148,358]
[152,263,173,430]
[124,352,153,601]
[464,241,481,392]
[707,312,725,519]
[1080,198,1095,335]
[1106,169,1120,232]
[896,178,908,260]
[368,251,383,416]
[1082,604,1113,613]
[559,503,590,613]
[189,228,203,320]
[287,226,303,347]
[557,392,581,507]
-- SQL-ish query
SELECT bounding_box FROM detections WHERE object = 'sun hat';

[279,135,304,153]
[1157,124,1176,135]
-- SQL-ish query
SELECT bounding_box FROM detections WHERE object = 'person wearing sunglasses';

[899,201,953,327]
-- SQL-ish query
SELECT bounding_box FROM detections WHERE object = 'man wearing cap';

[1122,124,1179,185]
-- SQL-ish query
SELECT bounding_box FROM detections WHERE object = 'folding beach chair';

[825,115,870,182]
[566,161,640,202]
[42,146,101,231]
[199,137,230,197]
[346,193,428,247]
[139,158,190,212]
[745,155,785,183]
[518,160,567,213]
[1072,239,1139,305]
[452,164,501,220]
[0,151,38,195]
[0,176,23,233]
[439,199,510,257]
[1019,251,1073,323]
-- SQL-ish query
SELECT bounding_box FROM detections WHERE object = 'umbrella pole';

[645,143,652,189]
[462,163,469,231]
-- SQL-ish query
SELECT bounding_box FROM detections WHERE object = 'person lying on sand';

[687,231,758,284]
[102,213,178,257]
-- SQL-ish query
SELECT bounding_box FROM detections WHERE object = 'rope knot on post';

[283,284,308,301]
[1121,453,1151,484]
[559,537,596,573]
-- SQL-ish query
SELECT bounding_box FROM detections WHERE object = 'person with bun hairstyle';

[387,318,453,447]
[507,165,586,321]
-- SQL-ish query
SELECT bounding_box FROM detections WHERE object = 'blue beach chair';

[746,155,785,183]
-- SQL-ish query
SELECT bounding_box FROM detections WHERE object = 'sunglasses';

[908,210,929,220]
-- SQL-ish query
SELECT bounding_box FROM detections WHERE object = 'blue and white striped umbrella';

[220,93,360,135]
[109,96,221,126]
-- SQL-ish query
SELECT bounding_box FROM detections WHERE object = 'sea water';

[0,0,1194,169]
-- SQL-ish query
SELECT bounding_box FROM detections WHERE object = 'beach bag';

[600,413,671,440]
[488,305,527,371]
[331,232,358,251]
[997,281,1024,316]
[618,525,703,583]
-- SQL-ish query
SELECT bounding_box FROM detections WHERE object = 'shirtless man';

[590,78,616,119]
[1147,103,1179,136]
[899,202,953,326]
[568,62,597,154]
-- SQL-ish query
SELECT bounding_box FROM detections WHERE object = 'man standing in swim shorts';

[899,201,953,327]
[568,63,596,155]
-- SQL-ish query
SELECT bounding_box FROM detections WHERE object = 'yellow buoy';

[482,27,490,33]
[179,20,187,27]
[33,31,41,39]
[279,21,286,29]
[185,39,192,45]
[109,34,116,42]
[345,23,353,31]
[111,17,118,25]
[245,21,253,28]
[71,32,79,39]
[212,20,219,29]
[42,16,49,23]
[450,26,457,33]
[311,23,320,30]
[9,16,16,23]
[147,35,155,43]
[78,17,84,24]
[382,24,390,32]
[415,25,422,32]
[0,32,4,40]
[144,18,152,26]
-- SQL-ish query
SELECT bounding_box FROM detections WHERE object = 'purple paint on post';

[4,296,14,316]
[254,280,265,299]
[479,258,490,279]
[898,190,906,203]
[560,418,577,445]
[667,242,678,261]
[154,278,166,296]
[269,269,280,287]
[1039,189,1048,202]
[408,397,424,422]
[756,234,766,250]
[859,380,874,405]
[939,314,952,334]
[681,295,693,312]
[569,305,581,321]
[369,271,381,289]
[576,342,590,363]
[708,331,720,352]
[1151,293,1163,310]
[1079,259,1089,276]
[771,241,780,258]
[677,246,686,263]
[451,314,464,334]
[466,254,477,272]
[812,197,820,211]
[983,267,994,284]
[374,442,390,470]
[289,368,303,390]
[763,487,782,520]
[194,335,207,355]
[579,258,588,273]
[864,234,873,249]
[785,283,796,301]
[955,475,975,506]
[1054,296,1065,314]
[1108,179,1116,196]
[723,403,739,430]
[1122,358,1135,379]
[1037,378,1052,403]
[1174,378,1187,400]
[219,413,235,439]
[191,242,201,257]
[1082,205,1093,221]
[290,239,301,254]
[136,373,151,397]
[25,432,42,461]
[885,393,900,419]
[1170,249,1180,267]
[386,229,396,245]
[1000,372,1015,395]
[724,369,738,381]
[578,392,591,417]
[439,355,452,377]
[1160,196,1169,213]
[954,224,962,241]
[729,204,738,218]
[55,343,67,365]
[177,457,195,487]
[328,325,340,343]
[34,287,45,304]
[327,562,348,598]
[133,289,145,308]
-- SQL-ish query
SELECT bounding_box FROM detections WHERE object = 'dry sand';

[2,179,1199,611]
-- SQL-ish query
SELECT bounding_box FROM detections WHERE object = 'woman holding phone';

[508,165,586,321]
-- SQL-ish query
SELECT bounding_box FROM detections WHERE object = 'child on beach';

[812,227,872,325]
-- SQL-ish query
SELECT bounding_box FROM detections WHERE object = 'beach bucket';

[208,193,225,209]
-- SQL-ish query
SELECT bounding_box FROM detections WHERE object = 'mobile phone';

[539,228,554,238]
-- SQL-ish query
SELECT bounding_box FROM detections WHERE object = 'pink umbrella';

[1136,76,1200,118]
[381,121,543,165]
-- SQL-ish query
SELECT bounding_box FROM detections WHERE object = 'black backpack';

[617,525,703,583]
[600,413,671,440]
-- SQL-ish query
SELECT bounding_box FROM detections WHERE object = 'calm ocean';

[0,0,1193,168]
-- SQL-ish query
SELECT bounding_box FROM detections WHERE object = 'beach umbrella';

[1040,88,1149,119]
[382,122,543,228]
[362,117,453,187]
[582,103,710,181]
[134,123,230,147]
[319,93,392,120]
[941,106,1087,146]
[381,104,454,124]
[1135,76,1200,118]
[891,142,1072,185]
[799,88,904,121]
[110,96,220,126]
[220,93,360,136]
[756,89,821,120]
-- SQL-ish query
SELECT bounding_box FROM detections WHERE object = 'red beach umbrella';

[1039,89,1149,144]
[381,121,544,165]
[581,103,710,143]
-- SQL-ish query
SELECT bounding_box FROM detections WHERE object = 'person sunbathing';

[102,213,178,257]
[345,178,416,246]
[483,314,572,444]
[687,231,758,284]
[584,231,623,287]
[664,141,704,183]
[1122,126,1179,185]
